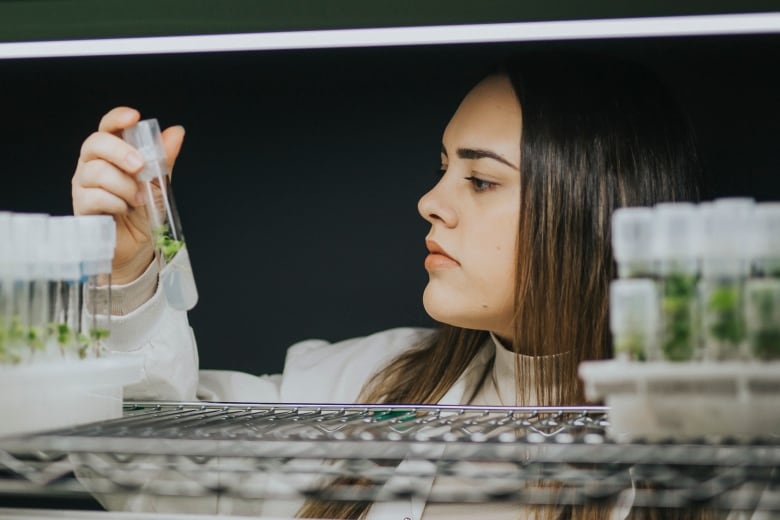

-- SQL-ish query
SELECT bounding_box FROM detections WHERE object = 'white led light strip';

[0,12,778,59]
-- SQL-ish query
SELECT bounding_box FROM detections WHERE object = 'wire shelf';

[0,402,778,513]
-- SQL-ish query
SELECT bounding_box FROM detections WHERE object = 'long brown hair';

[299,52,705,519]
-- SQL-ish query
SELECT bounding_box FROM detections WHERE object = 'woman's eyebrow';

[441,144,519,171]
[458,147,519,170]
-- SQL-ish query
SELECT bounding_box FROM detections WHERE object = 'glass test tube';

[612,207,656,279]
[653,203,701,362]
[78,215,115,357]
[610,279,658,361]
[0,213,11,363]
[49,216,86,359]
[699,199,754,361]
[745,203,780,360]
[10,214,50,363]
[122,119,198,311]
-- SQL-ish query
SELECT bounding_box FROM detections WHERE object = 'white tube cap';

[612,207,654,264]
[10,213,49,280]
[700,199,754,259]
[0,212,11,277]
[48,216,82,281]
[122,118,168,182]
[652,202,700,262]
[749,202,780,259]
[77,215,116,276]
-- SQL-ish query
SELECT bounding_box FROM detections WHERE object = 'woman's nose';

[418,176,457,228]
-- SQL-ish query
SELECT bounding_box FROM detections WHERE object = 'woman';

[71,53,702,518]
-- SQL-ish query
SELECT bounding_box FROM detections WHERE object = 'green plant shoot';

[152,224,184,263]
[661,273,697,361]
[750,288,780,360]
[707,285,744,346]
[615,331,646,361]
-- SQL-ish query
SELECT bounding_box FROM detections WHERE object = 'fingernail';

[125,151,144,170]
[135,191,145,206]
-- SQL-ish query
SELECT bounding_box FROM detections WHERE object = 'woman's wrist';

[110,256,160,315]
[112,246,155,285]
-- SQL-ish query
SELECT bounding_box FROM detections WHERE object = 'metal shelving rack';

[0,402,778,514]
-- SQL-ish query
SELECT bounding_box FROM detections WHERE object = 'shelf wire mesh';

[0,402,778,513]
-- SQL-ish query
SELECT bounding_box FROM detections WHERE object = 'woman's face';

[418,74,522,342]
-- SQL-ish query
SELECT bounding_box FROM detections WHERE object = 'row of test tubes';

[0,213,115,364]
[611,198,780,362]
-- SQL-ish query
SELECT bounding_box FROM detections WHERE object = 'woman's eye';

[464,176,497,192]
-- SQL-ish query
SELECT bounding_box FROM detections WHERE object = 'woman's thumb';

[161,125,186,176]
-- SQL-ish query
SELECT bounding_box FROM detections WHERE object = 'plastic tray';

[0,354,143,436]
[579,360,780,441]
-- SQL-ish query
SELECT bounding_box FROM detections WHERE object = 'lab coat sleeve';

[99,253,283,403]
[194,327,435,404]
[101,257,200,401]
[279,326,436,403]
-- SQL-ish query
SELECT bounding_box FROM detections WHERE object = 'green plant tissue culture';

[0,322,7,362]
[89,328,110,341]
[52,322,72,345]
[616,331,646,361]
[8,316,24,344]
[661,274,697,361]
[707,286,744,345]
[78,334,90,359]
[751,289,780,360]
[153,224,184,262]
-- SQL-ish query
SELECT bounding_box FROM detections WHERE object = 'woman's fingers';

[79,131,144,173]
[85,118,185,178]
[98,106,141,134]
[73,186,131,216]
[161,125,186,173]
[75,158,144,209]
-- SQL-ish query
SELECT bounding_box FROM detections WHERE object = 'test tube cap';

[77,215,116,275]
[749,202,780,258]
[48,216,82,281]
[612,207,655,263]
[713,197,756,210]
[699,199,754,259]
[10,213,49,279]
[122,118,168,182]
[652,202,699,261]
[0,212,10,271]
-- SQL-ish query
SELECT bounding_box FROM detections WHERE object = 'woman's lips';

[425,239,459,270]
[424,253,460,270]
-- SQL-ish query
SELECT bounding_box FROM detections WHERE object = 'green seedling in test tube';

[707,285,744,346]
[610,278,658,361]
[660,273,698,361]
[746,280,780,360]
[153,224,184,263]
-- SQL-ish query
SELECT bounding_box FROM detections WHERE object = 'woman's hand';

[72,107,185,284]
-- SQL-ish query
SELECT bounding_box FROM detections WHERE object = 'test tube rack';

[0,402,777,514]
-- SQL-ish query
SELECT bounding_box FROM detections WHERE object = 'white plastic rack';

[0,402,778,514]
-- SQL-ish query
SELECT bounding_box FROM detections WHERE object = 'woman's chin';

[422,285,467,328]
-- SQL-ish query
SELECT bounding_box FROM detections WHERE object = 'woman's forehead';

[442,75,522,159]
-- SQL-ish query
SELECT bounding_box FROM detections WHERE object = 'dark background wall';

[1,35,779,375]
